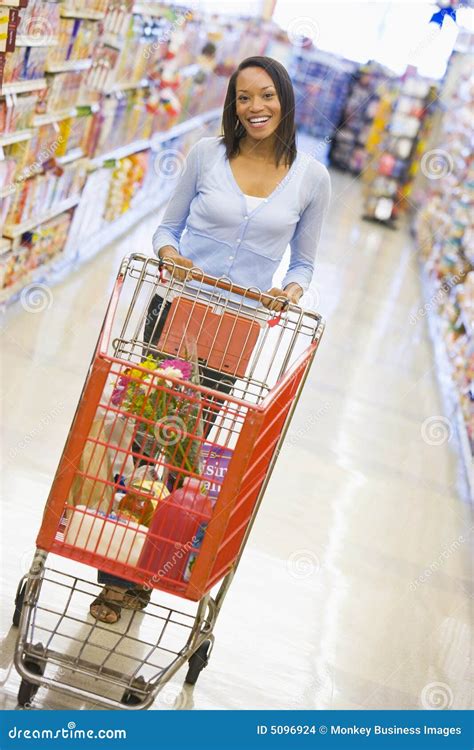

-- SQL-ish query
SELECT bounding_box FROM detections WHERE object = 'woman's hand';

[263,283,303,311]
[159,245,196,282]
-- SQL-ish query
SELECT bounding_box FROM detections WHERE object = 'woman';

[91,55,331,623]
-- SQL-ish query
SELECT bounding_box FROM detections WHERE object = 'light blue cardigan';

[152,136,331,292]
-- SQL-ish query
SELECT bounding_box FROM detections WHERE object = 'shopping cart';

[12,253,325,709]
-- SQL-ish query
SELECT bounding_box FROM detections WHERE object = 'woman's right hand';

[158,245,196,282]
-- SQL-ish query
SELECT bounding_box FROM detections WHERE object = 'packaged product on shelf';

[39,70,90,112]
[0,244,29,293]
[62,0,108,14]
[0,157,16,194]
[27,211,73,269]
[16,0,60,40]
[3,46,49,84]
[47,18,97,66]
[104,151,149,221]
[0,91,37,132]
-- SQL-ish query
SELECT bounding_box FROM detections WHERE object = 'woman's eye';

[264,93,274,98]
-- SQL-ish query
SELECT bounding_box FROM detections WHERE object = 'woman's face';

[235,66,282,142]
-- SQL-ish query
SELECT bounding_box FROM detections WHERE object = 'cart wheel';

[17,660,44,707]
[184,640,211,686]
[12,581,26,627]
[121,690,143,706]
[121,675,146,706]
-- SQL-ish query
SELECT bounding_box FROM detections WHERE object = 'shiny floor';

[0,169,472,711]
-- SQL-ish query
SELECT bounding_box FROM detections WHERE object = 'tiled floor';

[0,168,472,711]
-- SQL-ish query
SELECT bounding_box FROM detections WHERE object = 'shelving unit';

[413,44,473,482]
[0,1,265,307]
[45,59,92,74]
[2,196,81,239]
[31,108,78,127]
[0,129,34,147]
[0,78,47,95]
[362,77,437,227]
[15,36,58,47]
[59,8,105,21]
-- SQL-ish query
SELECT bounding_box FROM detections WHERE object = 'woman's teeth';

[248,117,270,129]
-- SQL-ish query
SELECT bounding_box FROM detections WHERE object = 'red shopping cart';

[12,254,325,709]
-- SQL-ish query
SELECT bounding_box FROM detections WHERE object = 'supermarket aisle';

[0,169,472,711]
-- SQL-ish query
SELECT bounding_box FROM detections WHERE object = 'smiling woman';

[91,55,331,623]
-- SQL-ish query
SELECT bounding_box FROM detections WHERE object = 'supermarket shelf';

[102,32,123,51]
[2,196,81,239]
[89,139,151,168]
[0,129,34,147]
[56,148,85,166]
[31,108,78,126]
[106,78,150,94]
[89,107,221,167]
[0,238,11,254]
[0,78,47,96]
[45,59,92,74]
[150,107,221,145]
[420,269,473,499]
[60,8,105,21]
[72,187,172,265]
[0,254,65,306]
[15,35,58,47]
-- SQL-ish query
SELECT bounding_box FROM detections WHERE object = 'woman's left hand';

[263,283,303,311]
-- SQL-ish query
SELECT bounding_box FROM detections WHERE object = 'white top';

[244,193,266,213]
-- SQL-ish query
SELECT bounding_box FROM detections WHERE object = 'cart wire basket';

[13,253,325,709]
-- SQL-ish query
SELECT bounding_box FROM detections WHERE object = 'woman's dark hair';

[221,56,296,168]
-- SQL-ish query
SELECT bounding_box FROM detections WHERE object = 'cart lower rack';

[13,254,324,709]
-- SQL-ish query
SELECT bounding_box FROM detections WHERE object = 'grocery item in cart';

[64,505,148,567]
[138,477,212,583]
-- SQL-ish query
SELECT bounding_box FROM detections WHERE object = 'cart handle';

[159,258,292,307]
